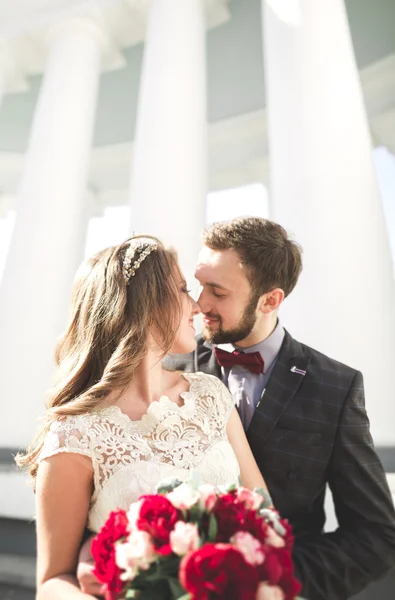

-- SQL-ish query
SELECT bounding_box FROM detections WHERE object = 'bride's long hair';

[16,235,182,482]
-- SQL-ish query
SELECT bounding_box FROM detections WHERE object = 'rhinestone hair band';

[122,242,158,284]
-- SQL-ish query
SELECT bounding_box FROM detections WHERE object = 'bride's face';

[170,275,200,354]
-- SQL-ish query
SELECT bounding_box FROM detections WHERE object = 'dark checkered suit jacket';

[164,331,395,600]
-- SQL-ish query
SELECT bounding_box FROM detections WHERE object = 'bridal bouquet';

[91,477,302,600]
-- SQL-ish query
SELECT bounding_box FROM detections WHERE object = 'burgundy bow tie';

[214,347,264,375]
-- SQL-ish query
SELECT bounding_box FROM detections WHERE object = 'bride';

[18,235,269,600]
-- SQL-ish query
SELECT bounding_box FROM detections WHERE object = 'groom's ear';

[257,288,284,314]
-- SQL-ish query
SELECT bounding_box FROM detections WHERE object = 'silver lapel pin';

[256,388,266,409]
[290,366,306,376]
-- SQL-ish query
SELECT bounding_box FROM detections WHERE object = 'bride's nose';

[190,297,201,316]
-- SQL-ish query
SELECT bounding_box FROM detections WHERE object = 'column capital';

[0,3,129,86]
[44,7,125,73]
[127,0,231,31]
[46,15,110,49]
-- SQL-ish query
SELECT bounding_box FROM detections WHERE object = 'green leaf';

[156,554,181,578]
[225,482,237,492]
[168,577,189,598]
[188,503,204,523]
[132,579,172,600]
[208,513,218,541]
[253,487,273,509]
[258,506,286,537]
[156,477,183,494]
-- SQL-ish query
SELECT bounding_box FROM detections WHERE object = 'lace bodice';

[38,372,240,531]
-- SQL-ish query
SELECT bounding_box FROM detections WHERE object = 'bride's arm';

[35,452,96,600]
[226,407,269,493]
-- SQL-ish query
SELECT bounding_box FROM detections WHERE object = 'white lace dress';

[38,372,240,532]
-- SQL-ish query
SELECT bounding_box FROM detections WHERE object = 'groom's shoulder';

[196,333,211,351]
[289,332,359,382]
[162,349,195,372]
[162,335,214,373]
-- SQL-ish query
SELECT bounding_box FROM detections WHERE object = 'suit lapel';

[247,331,310,446]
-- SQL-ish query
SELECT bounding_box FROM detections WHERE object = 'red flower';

[136,494,181,556]
[280,519,295,552]
[91,509,129,599]
[180,543,259,600]
[259,547,302,600]
[213,492,269,543]
[260,547,293,585]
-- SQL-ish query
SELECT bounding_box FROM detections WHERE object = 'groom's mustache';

[203,312,221,321]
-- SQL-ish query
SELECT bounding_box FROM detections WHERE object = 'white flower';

[170,521,200,556]
[167,482,200,510]
[127,499,143,529]
[231,531,265,565]
[115,530,156,581]
[115,542,138,581]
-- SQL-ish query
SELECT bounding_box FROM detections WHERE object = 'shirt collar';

[216,321,285,374]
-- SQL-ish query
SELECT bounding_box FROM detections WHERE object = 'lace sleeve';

[38,415,93,463]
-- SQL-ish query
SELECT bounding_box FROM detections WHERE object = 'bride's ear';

[257,288,284,314]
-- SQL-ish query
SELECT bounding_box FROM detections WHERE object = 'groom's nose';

[196,287,209,313]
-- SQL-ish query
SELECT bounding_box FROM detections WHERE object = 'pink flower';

[231,531,265,565]
[265,526,285,548]
[256,583,285,600]
[115,530,156,580]
[170,522,200,556]
[167,483,200,510]
[115,542,138,581]
[237,488,264,511]
[198,484,217,511]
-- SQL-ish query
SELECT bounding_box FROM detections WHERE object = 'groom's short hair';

[202,217,302,298]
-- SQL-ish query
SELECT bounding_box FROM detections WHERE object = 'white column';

[129,0,207,284]
[0,18,106,448]
[263,0,395,444]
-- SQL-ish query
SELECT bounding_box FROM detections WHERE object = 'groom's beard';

[202,294,259,345]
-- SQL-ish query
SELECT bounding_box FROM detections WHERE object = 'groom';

[165,217,395,600]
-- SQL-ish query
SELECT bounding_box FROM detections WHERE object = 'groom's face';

[195,246,260,344]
